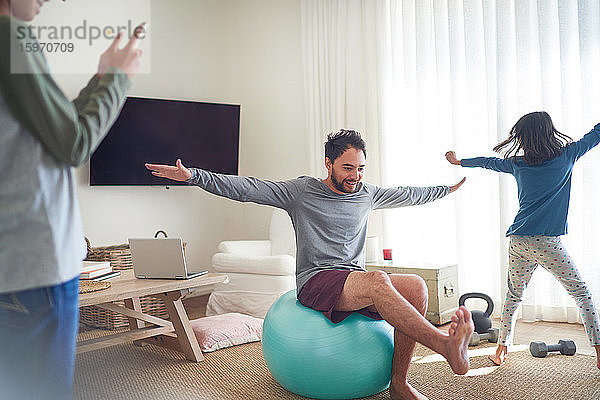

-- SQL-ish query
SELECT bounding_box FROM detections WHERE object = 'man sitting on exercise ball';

[146,129,474,400]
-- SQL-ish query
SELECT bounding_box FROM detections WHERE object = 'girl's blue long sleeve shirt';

[461,123,600,236]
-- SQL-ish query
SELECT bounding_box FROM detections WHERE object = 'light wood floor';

[182,295,596,356]
[495,317,594,356]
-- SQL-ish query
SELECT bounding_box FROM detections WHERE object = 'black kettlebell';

[458,292,494,334]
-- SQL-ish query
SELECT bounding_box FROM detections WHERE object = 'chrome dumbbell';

[468,328,499,346]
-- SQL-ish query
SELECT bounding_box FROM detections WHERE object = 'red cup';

[383,248,392,260]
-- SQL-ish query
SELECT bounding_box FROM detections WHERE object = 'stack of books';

[81,261,121,281]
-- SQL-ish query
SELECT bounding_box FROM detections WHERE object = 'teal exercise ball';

[262,290,394,399]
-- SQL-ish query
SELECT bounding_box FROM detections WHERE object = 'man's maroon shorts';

[297,269,383,323]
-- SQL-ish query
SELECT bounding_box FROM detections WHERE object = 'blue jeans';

[0,277,79,400]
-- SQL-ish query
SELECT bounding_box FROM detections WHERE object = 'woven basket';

[80,237,169,330]
[84,237,132,270]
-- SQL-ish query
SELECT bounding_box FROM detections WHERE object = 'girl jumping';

[446,111,600,369]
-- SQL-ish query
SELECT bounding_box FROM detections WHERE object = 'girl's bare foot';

[489,344,508,366]
[445,306,474,375]
[595,345,600,370]
[390,382,428,400]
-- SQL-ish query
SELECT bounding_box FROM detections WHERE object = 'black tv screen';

[90,97,240,186]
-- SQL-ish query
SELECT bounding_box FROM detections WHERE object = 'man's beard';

[331,170,358,193]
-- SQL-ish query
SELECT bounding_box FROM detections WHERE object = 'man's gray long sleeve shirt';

[188,169,451,293]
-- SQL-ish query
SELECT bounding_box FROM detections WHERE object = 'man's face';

[10,0,47,21]
[325,147,366,194]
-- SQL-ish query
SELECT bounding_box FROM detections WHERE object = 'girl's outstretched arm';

[445,151,461,165]
[446,151,514,173]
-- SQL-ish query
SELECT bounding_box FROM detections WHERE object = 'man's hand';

[445,151,461,165]
[145,159,192,181]
[97,23,146,79]
[449,177,466,193]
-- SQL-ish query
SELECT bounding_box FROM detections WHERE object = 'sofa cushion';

[206,292,286,319]
[211,253,295,275]
[212,272,295,293]
[217,240,271,256]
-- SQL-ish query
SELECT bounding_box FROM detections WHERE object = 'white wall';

[53,0,308,269]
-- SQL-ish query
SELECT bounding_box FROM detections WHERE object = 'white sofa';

[206,208,296,318]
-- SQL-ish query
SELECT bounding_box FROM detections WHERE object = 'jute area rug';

[74,331,600,400]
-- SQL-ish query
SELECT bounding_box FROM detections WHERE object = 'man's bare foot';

[445,306,474,375]
[390,382,428,400]
[489,344,508,366]
[595,345,600,370]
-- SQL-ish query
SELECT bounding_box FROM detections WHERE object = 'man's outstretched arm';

[145,159,305,209]
[371,176,465,210]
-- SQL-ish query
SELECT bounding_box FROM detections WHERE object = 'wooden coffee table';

[77,269,227,362]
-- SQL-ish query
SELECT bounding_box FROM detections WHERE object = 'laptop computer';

[129,238,208,280]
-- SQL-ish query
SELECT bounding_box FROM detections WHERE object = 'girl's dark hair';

[493,111,572,165]
[324,129,366,162]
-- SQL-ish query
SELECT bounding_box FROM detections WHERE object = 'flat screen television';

[90,96,240,186]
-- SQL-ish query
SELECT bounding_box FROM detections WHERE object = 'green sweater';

[0,15,131,292]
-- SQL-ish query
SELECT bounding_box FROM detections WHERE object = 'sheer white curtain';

[301,0,600,326]
[300,0,383,179]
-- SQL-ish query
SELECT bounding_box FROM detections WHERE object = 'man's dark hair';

[493,111,572,165]
[324,129,366,162]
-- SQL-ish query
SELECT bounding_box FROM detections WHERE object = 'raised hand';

[145,159,192,182]
[449,177,466,193]
[97,23,146,78]
[445,151,465,192]
[445,151,461,165]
